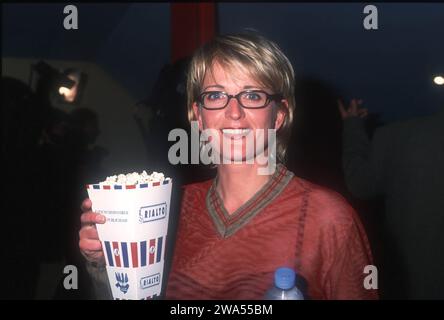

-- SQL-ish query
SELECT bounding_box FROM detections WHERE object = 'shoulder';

[289,177,372,264]
[182,179,212,193]
[287,176,351,209]
[375,114,439,141]
[287,177,359,230]
[178,180,214,221]
[181,179,213,201]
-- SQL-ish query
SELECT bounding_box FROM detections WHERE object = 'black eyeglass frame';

[197,90,284,110]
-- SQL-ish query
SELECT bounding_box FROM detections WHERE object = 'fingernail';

[98,216,106,223]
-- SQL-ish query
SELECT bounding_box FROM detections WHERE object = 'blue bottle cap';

[274,267,296,290]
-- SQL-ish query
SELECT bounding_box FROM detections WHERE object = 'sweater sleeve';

[302,187,379,300]
[322,211,379,300]
[85,260,113,300]
[342,117,387,199]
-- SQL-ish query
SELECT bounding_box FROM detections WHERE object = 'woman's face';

[192,61,287,163]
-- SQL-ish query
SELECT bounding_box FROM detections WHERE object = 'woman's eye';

[245,93,261,100]
[207,92,224,100]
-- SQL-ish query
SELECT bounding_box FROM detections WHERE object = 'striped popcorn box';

[86,178,172,300]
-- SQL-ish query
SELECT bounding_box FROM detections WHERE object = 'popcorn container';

[86,178,172,300]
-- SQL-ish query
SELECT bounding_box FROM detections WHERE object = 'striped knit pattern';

[206,163,294,238]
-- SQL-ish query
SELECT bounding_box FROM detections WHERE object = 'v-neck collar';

[206,164,294,238]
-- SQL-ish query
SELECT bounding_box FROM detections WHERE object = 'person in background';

[339,98,444,299]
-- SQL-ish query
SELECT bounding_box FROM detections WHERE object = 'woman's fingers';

[81,198,92,212]
[79,238,103,252]
[80,211,106,226]
[79,241,105,263]
[79,225,100,241]
[78,199,106,264]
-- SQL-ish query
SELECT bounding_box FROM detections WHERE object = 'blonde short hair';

[187,33,295,163]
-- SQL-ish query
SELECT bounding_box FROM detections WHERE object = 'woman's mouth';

[221,128,252,140]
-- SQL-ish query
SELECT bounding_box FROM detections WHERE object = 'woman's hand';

[78,198,106,264]
[338,98,368,120]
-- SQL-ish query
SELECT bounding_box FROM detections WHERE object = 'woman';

[79,33,378,300]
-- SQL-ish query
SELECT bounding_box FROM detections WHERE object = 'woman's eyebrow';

[243,85,262,90]
[202,85,263,91]
[202,85,224,91]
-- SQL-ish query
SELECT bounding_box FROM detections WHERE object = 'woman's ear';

[192,102,203,131]
[274,99,289,130]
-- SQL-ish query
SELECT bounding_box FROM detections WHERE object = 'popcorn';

[100,170,168,186]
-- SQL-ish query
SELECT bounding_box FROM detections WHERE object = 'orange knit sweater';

[166,165,378,300]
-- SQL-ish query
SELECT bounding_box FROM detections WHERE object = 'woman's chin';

[220,150,256,164]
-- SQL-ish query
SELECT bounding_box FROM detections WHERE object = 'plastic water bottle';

[264,267,304,300]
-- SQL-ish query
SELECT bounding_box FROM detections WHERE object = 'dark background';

[4,3,443,121]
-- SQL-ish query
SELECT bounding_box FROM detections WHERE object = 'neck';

[216,163,274,215]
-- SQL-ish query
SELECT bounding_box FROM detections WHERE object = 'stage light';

[58,71,81,103]
[433,76,444,86]
[29,61,87,106]
[56,68,87,104]
[59,86,71,96]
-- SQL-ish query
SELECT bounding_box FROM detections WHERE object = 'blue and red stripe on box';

[86,179,171,190]
[103,238,164,268]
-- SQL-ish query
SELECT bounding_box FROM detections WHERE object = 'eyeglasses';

[197,90,283,110]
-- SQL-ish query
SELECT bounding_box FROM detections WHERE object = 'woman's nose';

[225,97,244,120]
